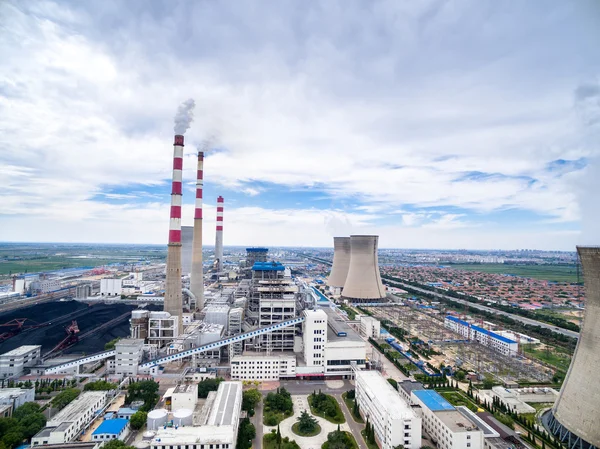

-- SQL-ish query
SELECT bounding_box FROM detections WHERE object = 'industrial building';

[91,418,129,442]
[230,354,296,380]
[342,235,387,302]
[327,237,351,295]
[0,345,41,378]
[0,387,35,412]
[100,278,122,296]
[32,391,107,446]
[113,339,144,376]
[354,369,422,449]
[359,315,381,339]
[547,246,600,449]
[444,316,518,356]
[411,389,483,449]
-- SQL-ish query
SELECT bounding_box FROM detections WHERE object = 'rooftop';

[152,425,235,445]
[446,316,518,344]
[355,370,419,420]
[455,406,499,436]
[1,345,41,357]
[48,391,106,426]
[33,427,56,438]
[435,410,480,432]
[174,384,197,394]
[412,390,455,412]
[324,309,363,342]
[207,381,242,427]
[398,380,425,395]
[252,261,285,271]
[93,418,128,435]
[0,388,33,398]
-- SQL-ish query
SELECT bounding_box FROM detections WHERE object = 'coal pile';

[0,300,161,355]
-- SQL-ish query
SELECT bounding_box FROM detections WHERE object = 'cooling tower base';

[544,411,598,449]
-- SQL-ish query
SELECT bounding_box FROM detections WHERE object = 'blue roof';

[445,315,516,344]
[252,261,285,271]
[413,390,455,411]
[118,407,137,414]
[93,418,128,435]
[247,247,268,252]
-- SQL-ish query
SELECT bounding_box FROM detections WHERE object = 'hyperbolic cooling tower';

[163,135,184,319]
[327,237,351,288]
[341,235,386,302]
[547,246,600,449]
[190,151,205,311]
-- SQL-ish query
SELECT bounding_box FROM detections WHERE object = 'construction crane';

[0,318,48,343]
[45,321,80,358]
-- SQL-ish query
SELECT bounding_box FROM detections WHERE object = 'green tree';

[84,380,118,391]
[1,430,24,449]
[297,410,318,434]
[126,380,159,411]
[276,424,282,447]
[197,378,224,399]
[102,440,136,449]
[236,418,255,449]
[242,388,262,414]
[455,370,466,381]
[12,402,42,421]
[387,378,398,389]
[104,337,121,350]
[51,388,80,410]
[129,411,147,430]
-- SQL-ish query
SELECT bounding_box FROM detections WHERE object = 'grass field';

[446,264,580,283]
[522,344,571,372]
[0,258,119,276]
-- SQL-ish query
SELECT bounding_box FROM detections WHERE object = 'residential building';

[230,354,296,381]
[444,316,518,356]
[92,419,129,442]
[0,345,41,378]
[354,370,422,449]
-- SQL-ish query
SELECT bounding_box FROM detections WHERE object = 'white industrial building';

[230,354,296,381]
[31,391,107,446]
[0,387,35,412]
[359,316,380,339]
[354,369,422,449]
[149,381,242,449]
[113,339,144,376]
[30,278,62,294]
[411,389,483,449]
[100,278,122,296]
[171,383,199,410]
[0,345,41,379]
[444,316,518,356]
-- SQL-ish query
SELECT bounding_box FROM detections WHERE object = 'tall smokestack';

[215,196,224,272]
[342,235,386,303]
[190,151,205,310]
[327,237,351,295]
[547,246,600,449]
[163,134,185,319]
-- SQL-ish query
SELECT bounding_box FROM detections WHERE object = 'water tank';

[147,409,168,430]
[136,442,150,449]
[172,408,193,427]
[142,431,156,440]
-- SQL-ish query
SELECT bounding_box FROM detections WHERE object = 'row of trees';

[84,380,117,391]
[51,387,80,410]
[309,391,343,423]
[264,387,293,425]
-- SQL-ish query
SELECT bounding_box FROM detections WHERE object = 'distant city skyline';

[1,1,599,250]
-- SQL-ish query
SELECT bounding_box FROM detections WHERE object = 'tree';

[387,378,398,389]
[236,418,255,449]
[242,388,262,414]
[102,440,136,449]
[51,388,80,410]
[276,424,282,447]
[104,337,121,350]
[297,410,318,434]
[455,370,466,381]
[197,378,224,399]
[129,411,147,430]
[84,380,118,391]
[126,380,160,411]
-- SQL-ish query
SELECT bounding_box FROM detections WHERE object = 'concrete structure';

[246,247,268,268]
[91,418,129,442]
[0,387,35,412]
[100,278,122,296]
[445,316,518,356]
[181,225,194,275]
[548,247,600,449]
[171,383,198,410]
[303,309,328,369]
[75,283,92,299]
[0,345,41,378]
[412,389,483,449]
[227,307,244,359]
[163,134,185,322]
[398,380,425,405]
[215,196,224,272]
[32,391,107,446]
[147,311,179,348]
[360,315,381,339]
[230,354,297,380]
[354,370,422,449]
[30,278,62,294]
[342,235,386,302]
[114,339,144,376]
[190,150,205,310]
[327,237,351,295]
[323,308,366,376]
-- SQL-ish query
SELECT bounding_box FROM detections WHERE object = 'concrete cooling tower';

[341,235,386,303]
[546,246,600,449]
[327,237,351,294]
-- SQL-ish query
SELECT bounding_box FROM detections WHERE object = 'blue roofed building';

[116,407,137,420]
[444,315,518,356]
[92,418,129,442]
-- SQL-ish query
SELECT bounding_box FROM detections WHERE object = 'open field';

[445,264,579,283]
[522,344,571,373]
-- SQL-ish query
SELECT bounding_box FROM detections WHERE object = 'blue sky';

[1,1,599,249]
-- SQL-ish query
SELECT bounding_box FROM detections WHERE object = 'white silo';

[172,408,193,427]
[147,409,168,430]
[327,237,351,295]
[342,235,386,303]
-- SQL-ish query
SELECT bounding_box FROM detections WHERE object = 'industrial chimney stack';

[163,135,184,319]
[215,196,224,272]
[547,246,600,449]
[189,151,205,311]
[327,237,351,295]
[341,235,386,303]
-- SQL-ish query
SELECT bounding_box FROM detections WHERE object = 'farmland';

[445,264,579,283]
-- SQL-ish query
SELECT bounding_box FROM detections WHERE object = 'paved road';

[392,281,580,339]
[280,379,353,395]
[333,392,367,449]
[253,394,264,449]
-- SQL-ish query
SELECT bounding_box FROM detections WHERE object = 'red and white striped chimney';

[190,151,204,310]
[215,196,224,272]
[163,134,184,319]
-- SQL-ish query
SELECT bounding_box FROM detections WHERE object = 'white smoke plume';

[324,212,353,237]
[174,98,196,135]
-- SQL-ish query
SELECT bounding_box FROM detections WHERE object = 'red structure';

[0,318,47,343]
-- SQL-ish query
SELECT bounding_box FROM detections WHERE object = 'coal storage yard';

[0,300,160,355]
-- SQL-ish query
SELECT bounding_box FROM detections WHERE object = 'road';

[391,281,580,339]
[332,392,367,449]
[253,394,264,449]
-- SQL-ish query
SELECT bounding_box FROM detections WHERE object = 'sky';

[1,1,599,250]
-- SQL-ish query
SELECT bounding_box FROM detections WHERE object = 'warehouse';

[92,418,129,442]
[444,316,518,356]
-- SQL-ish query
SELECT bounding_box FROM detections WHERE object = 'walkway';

[333,392,367,449]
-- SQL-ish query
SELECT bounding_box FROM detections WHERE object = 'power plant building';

[342,235,386,302]
[445,316,518,356]
[0,345,41,379]
[547,246,600,449]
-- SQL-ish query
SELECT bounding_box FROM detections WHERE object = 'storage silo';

[147,409,168,430]
[173,408,193,427]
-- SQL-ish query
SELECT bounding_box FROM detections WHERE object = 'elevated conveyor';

[44,350,116,374]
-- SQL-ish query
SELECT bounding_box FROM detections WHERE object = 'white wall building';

[0,388,35,411]
[171,383,198,410]
[359,316,381,339]
[100,278,122,296]
[114,339,144,376]
[303,309,328,369]
[30,279,62,294]
[411,389,483,449]
[230,354,297,381]
[31,391,107,446]
[0,345,41,379]
[444,316,518,356]
[355,370,422,449]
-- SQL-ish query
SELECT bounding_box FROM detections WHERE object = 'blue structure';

[252,261,285,271]
[92,418,129,441]
[412,390,455,411]
[445,315,517,344]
